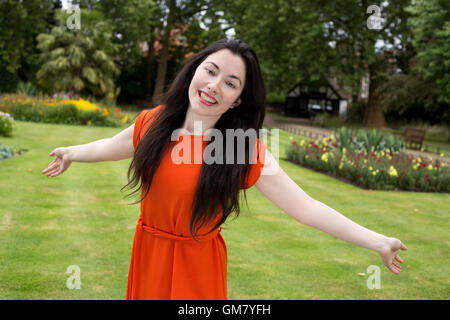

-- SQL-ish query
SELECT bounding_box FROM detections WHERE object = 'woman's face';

[188,49,246,118]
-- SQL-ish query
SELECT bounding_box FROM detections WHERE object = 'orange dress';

[126,105,266,300]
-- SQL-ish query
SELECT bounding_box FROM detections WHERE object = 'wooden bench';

[402,127,426,150]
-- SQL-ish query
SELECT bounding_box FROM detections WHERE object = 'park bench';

[402,127,426,150]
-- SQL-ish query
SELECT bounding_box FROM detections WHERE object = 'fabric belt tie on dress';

[136,217,221,243]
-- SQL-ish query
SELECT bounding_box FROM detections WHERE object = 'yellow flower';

[342,147,347,154]
[440,153,445,157]
[60,99,101,112]
[120,114,129,123]
[386,148,390,153]
[305,155,309,159]
[363,159,367,164]
[369,166,373,171]
[427,164,433,170]
[321,153,328,163]
[372,170,377,176]
[300,139,305,146]
[388,165,398,177]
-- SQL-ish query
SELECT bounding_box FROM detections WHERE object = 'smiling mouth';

[198,91,218,106]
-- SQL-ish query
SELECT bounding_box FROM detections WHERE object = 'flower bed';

[0,94,130,127]
[286,135,450,192]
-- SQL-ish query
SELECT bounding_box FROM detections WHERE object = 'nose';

[207,78,220,94]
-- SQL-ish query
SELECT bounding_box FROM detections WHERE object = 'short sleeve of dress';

[240,138,267,189]
[133,105,164,150]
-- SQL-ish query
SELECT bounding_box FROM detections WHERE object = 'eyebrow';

[205,61,242,86]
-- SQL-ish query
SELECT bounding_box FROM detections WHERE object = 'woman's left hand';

[378,237,408,275]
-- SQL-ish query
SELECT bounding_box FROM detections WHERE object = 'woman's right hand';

[42,147,73,177]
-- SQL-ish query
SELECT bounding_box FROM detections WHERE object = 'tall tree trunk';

[151,0,176,106]
[363,60,387,128]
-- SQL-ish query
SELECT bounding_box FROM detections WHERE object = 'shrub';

[286,135,450,193]
[16,82,39,96]
[0,94,126,127]
[334,127,405,153]
[0,111,14,137]
[0,142,13,160]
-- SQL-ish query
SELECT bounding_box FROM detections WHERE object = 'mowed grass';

[0,121,449,299]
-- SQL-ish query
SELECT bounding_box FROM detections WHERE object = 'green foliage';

[286,137,450,192]
[36,9,120,99]
[334,127,405,153]
[407,0,450,104]
[0,0,54,74]
[9,103,119,127]
[0,111,15,137]
[353,128,405,153]
[266,92,286,110]
[16,82,39,96]
[335,127,353,152]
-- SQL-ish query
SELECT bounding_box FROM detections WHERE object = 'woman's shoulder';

[135,105,165,126]
[133,105,165,148]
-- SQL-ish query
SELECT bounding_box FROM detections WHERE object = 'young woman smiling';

[42,39,407,300]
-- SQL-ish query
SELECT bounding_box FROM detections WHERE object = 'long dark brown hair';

[121,39,266,240]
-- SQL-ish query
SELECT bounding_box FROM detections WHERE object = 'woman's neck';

[181,106,220,135]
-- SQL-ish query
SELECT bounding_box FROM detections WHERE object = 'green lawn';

[0,121,449,299]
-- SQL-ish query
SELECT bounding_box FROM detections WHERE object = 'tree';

[36,9,120,98]
[0,0,56,91]
[220,0,415,128]
[318,0,414,128]
[407,0,450,105]
[219,0,334,95]
[149,0,228,106]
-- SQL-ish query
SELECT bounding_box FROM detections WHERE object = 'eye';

[206,68,214,75]
[227,82,236,89]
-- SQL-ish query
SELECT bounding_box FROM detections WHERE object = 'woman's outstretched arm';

[254,150,408,275]
[42,123,135,177]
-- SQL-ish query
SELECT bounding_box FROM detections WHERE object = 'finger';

[395,255,403,263]
[400,243,408,250]
[46,169,60,176]
[392,261,402,269]
[390,264,401,274]
[42,162,58,173]
[52,167,65,176]
[43,161,59,173]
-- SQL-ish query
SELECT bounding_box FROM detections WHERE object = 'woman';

[42,39,407,300]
